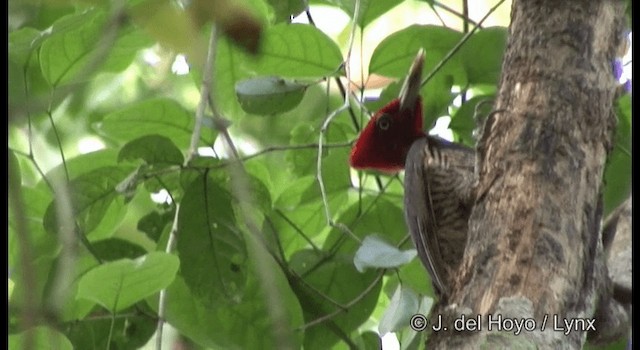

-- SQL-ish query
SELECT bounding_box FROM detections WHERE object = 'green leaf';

[396,258,435,297]
[137,209,174,242]
[354,331,382,350]
[331,0,403,28]
[369,25,463,79]
[265,0,306,23]
[251,23,344,77]
[148,264,304,348]
[324,196,407,255]
[290,249,382,350]
[92,238,147,262]
[369,25,466,121]
[76,251,179,312]
[449,94,495,146]
[354,235,417,272]
[9,27,51,116]
[211,23,343,119]
[271,174,349,258]
[39,9,151,86]
[63,304,156,350]
[43,166,135,236]
[118,134,184,165]
[211,36,251,119]
[235,76,308,115]
[99,98,216,148]
[379,285,420,335]
[603,94,631,216]
[9,326,73,350]
[177,174,248,307]
[37,149,120,192]
[421,66,455,124]
[459,27,507,85]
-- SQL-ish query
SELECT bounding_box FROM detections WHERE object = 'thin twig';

[274,209,322,253]
[315,0,362,244]
[433,0,480,27]
[8,158,38,350]
[155,22,220,350]
[155,202,180,350]
[185,27,217,164]
[426,1,448,27]
[420,0,506,89]
[304,8,361,132]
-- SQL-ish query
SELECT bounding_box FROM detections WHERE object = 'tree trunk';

[427,0,627,348]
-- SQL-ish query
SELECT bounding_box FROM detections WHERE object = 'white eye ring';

[377,115,391,130]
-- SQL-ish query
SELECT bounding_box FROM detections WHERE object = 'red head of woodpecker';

[349,49,426,173]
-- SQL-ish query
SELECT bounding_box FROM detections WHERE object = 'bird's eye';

[377,114,391,131]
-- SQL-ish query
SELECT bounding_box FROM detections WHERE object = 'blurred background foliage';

[8,0,631,349]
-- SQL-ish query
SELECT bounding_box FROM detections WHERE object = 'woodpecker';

[349,49,475,296]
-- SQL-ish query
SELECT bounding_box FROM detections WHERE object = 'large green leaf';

[211,22,343,120]
[459,27,507,86]
[37,149,120,192]
[43,166,134,237]
[369,25,464,80]
[177,174,248,307]
[250,23,344,78]
[39,9,151,87]
[63,304,156,350]
[118,134,184,166]
[76,251,179,312]
[91,238,148,261]
[148,264,304,349]
[369,25,466,122]
[99,98,216,148]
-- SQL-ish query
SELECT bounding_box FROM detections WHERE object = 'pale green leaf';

[236,76,308,115]
[251,23,343,77]
[379,285,420,335]
[354,235,417,272]
[99,98,215,148]
[40,9,151,86]
[76,252,179,312]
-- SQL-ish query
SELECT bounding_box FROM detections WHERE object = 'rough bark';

[426,1,627,348]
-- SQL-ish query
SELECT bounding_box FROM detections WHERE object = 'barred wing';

[404,136,475,296]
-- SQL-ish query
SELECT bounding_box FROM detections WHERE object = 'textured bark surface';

[426,0,627,348]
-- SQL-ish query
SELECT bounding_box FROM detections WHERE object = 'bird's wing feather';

[404,136,475,295]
